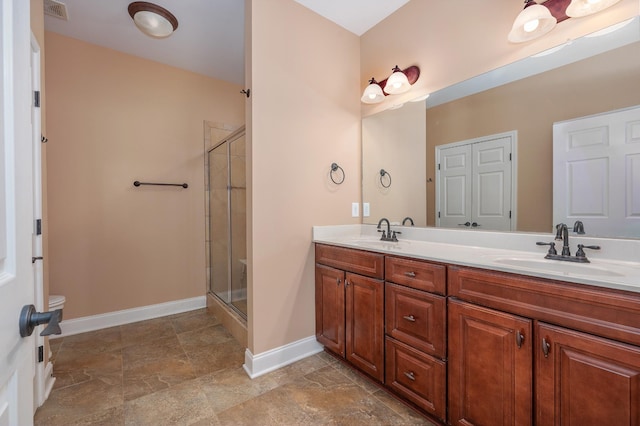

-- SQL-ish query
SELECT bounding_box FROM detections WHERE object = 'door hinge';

[438,211,441,218]
[38,345,44,363]
[36,219,42,235]
[509,210,512,219]
[509,153,512,161]
[34,91,40,108]
[438,163,441,170]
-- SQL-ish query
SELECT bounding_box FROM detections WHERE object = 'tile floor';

[35,308,434,425]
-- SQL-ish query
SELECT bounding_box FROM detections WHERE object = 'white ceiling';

[43,1,408,86]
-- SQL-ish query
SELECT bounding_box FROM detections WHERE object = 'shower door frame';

[206,125,247,319]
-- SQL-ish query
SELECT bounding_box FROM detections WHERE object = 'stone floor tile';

[185,339,244,376]
[123,354,196,401]
[197,367,279,413]
[52,349,123,390]
[120,317,176,348]
[59,326,122,354]
[177,324,234,353]
[169,308,221,334]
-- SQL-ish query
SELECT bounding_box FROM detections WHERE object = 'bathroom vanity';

[313,225,640,426]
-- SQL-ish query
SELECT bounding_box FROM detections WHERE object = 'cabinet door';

[536,322,640,426]
[448,299,532,426]
[315,264,345,357]
[346,272,385,382]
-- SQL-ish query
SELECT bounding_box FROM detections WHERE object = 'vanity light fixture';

[508,0,557,43]
[384,66,412,95]
[566,0,621,17]
[360,65,421,104]
[128,2,178,38]
[361,78,385,104]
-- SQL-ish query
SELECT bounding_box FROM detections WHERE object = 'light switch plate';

[351,202,359,217]
[363,203,370,217]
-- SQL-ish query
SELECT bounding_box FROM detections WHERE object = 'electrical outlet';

[351,202,359,217]
[363,203,370,217]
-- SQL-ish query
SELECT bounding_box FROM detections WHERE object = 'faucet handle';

[378,230,387,240]
[576,244,600,258]
[536,241,557,256]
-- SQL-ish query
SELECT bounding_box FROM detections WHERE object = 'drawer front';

[385,283,446,358]
[386,256,446,295]
[315,244,384,279]
[385,337,446,421]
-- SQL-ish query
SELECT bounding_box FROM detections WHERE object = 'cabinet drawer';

[385,256,446,295]
[315,244,384,279]
[385,283,446,358]
[385,337,446,421]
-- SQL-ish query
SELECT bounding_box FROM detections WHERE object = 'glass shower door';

[209,143,230,305]
[207,127,247,319]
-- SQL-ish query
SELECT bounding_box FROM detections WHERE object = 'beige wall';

[426,42,640,231]
[247,0,361,354]
[360,0,639,116]
[362,101,426,226]
[45,32,244,319]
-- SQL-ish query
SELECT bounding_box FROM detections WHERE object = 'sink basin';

[493,257,624,278]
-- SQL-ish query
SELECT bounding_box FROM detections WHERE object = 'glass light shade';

[566,0,622,18]
[133,10,174,38]
[361,81,385,104]
[508,3,557,43]
[384,68,411,95]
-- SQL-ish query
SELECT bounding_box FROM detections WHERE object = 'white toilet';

[49,294,65,313]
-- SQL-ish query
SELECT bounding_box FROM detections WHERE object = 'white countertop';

[313,225,640,294]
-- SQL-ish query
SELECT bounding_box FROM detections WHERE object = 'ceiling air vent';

[43,0,69,20]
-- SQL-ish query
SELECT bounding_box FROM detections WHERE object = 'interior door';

[553,105,640,237]
[438,144,472,229]
[437,134,513,231]
[0,0,37,423]
[472,136,512,231]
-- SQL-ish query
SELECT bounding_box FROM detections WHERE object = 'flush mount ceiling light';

[128,2,178,38]
[508,0,557,43]
[566,0,622,18]
[361,78,385,104]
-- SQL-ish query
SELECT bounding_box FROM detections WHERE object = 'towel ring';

[379,169,392,188]
[330,163,345,185]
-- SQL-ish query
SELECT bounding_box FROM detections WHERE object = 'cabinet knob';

[403,315,416,322]
[404,371,416,381]
[515,330,525,348]
[542,337,551,358]
[336,277,341,285]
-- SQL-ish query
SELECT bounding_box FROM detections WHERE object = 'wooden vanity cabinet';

[384,256,447,421]
[449,265,640,426]
[315,244,385,382]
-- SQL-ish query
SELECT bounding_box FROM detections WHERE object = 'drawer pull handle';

[403,315,416,322]
[516,330,525,348]
[404,371,416,381]
[542,337,551,358]
[404,271,416,278]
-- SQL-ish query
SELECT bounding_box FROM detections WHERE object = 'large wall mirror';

[362,17,640,239]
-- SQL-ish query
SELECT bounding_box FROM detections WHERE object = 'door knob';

[19,305,63,337]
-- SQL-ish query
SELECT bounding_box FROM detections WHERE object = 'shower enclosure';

[207,126,247,319]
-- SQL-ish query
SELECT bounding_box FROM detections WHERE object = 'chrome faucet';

[377,218,400,242]
[402,217,414,226]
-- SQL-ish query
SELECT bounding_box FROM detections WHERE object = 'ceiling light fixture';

[508,0,557,43]
[360,65,420,104]
[566,0,621,17]
[128,2,178,38]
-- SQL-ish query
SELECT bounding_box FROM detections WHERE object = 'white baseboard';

[51,296,206,338]
[243,335,323,379]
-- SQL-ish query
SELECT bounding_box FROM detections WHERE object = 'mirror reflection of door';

[436,132,515,231]
[553,105,640,238]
